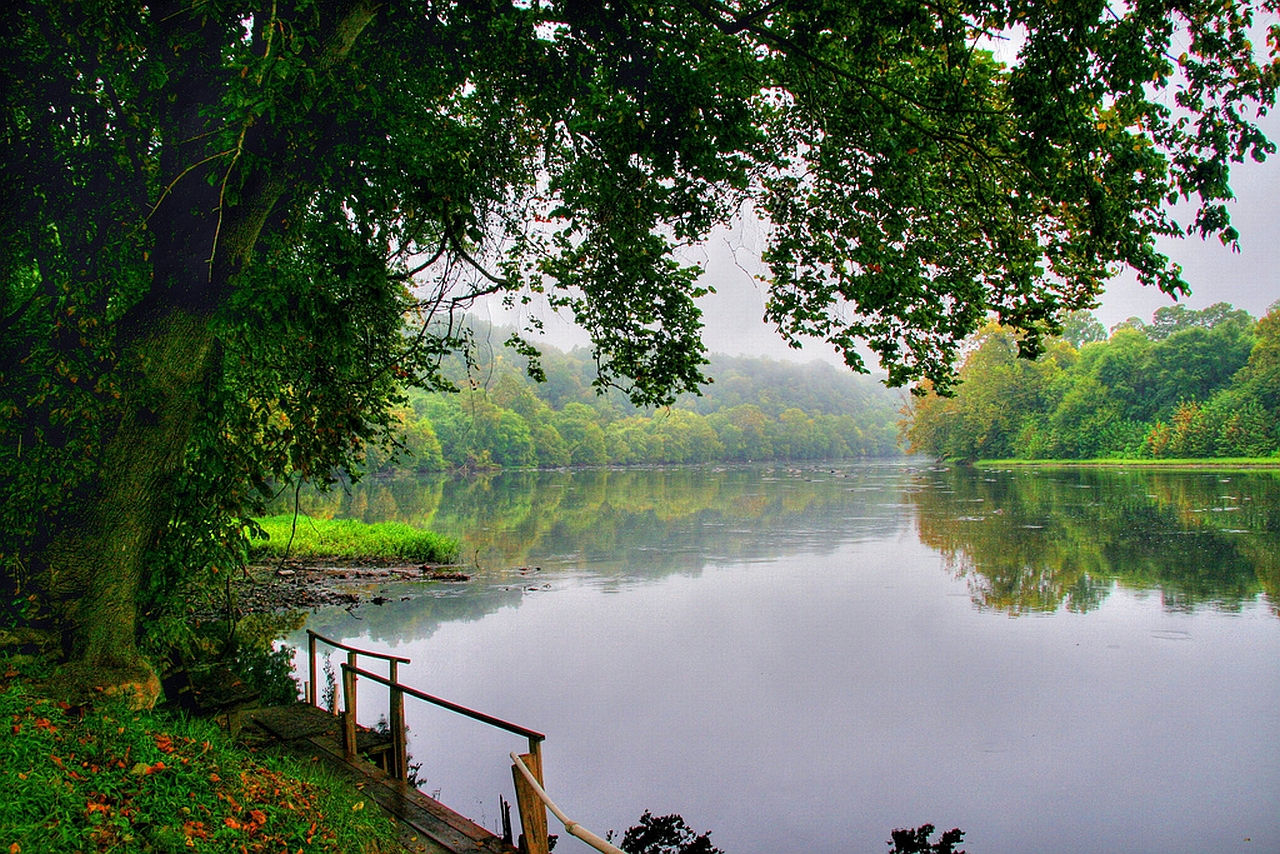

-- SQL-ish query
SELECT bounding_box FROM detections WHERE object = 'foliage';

[619,811,723,854]
[910,466,1280,615]
[2,0,1277,680]
[250,516,459,563]
[887,824,966,854]
[379,328,904,469]
[227,642,301,707]
[904,303,1279,461]
[0,682,394,853]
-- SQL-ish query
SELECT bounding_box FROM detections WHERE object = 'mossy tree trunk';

[32,0,382,702]
[45,310,216,690]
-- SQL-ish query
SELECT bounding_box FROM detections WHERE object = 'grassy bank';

[975,457,1280,469]
[1,665,396,853]
[250,515,459,563]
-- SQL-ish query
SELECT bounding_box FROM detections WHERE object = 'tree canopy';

[363,333,904,471]
[2,0,1277,694]
[903,302,1280,460]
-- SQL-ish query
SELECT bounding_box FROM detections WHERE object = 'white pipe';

[510,752,627,854]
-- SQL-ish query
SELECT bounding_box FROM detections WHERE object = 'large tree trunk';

[35,0,381,706]
[43,308,217,705]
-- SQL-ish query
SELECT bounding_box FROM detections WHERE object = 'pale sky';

[470,21,1280,371]
[472,117,1279,369]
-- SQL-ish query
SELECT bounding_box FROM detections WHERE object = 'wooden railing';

[305,629,410,709]
[342,663,551,853]
[511,752,626,854]
[306,629,568,854]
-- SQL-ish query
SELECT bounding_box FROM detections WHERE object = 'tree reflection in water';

[908,466,1279,616]
[279,463,1279,641]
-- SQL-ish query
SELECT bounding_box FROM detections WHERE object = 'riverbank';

[975,457,1280,469]
[1,518,473,852]
[237,515,469,613]
[0,658,399,853]
[235,558,472,614]
[251,515,459,564]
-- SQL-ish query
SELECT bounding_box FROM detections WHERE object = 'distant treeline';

[365,327,904,472]
[903,301,1280,461]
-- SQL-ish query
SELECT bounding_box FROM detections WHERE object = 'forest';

[5,0,1277,703]
[363,322,904,473]
[903,301,1280,461]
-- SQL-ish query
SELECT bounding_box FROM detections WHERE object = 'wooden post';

[526,738,544,787]
[307,632,317,706]
[500,795,514,846]
[390,683,407,782]
[342,662,357,758]
[511,741,549,854]
[346,650,358,719]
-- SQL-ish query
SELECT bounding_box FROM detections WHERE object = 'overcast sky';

[473,116,1278,370]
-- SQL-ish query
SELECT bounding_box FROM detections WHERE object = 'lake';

[284,462,1280,854]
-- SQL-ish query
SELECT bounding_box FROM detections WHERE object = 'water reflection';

[285,464,1278,625]
[907,466,1279,615]
[298,464,920,646]
[287,463,1280,854]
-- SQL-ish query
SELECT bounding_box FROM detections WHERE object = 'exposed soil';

[233,558,471,614]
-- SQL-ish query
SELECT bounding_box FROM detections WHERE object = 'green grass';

[250,515,459,563]
[976,457,1280,469]
[0,679,395,854]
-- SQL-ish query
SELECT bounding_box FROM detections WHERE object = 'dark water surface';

[288,463,1280,854]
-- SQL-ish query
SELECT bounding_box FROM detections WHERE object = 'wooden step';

[244,704,519,854]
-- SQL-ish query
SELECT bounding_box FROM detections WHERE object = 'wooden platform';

[243,703,520,854]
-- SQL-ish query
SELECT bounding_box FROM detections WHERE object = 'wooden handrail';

[306,628,410,711]
[511,752,625,854]
[338,660,551,854]
[309,633,553,854]
[306,629,412,664]
[342,664,545,742]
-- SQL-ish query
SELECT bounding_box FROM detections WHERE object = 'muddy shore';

[234,558,471,614]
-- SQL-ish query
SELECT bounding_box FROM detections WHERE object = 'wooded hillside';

[903,302,1280,461]
[367,323,904,471]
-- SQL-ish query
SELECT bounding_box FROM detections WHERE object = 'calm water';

[286,463,1280,854]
